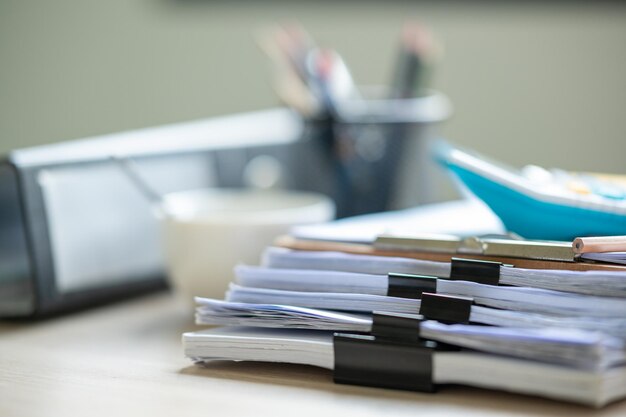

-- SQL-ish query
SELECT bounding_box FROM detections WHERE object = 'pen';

[305,47,360,117]
[256,24,321,115]
[389,22,438,99]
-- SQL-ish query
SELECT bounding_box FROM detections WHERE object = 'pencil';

[572,236,626,254]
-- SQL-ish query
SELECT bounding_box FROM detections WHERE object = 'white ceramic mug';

[160,188,334,302]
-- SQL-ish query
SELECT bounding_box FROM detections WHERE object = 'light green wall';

[1,1,625,173]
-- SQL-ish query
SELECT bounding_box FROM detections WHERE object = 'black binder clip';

[333,333,436,393]
[419,292,473,324]
[370,311,425,343]
[387,273,438,299]
[449,258,501,285]
[371,311,462,352]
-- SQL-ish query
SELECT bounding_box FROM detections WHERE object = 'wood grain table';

[1,292,624,417]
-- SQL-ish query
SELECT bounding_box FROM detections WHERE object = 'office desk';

[1,293,624,417]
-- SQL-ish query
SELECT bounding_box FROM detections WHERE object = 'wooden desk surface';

[1,293,625,417]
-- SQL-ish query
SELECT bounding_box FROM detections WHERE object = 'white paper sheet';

[290,199,505,244]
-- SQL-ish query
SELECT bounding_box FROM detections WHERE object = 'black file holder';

[387,261,504,301]
[419,292,473,324]
[370,311,463,350]
[332,308,469,393]
[333,333,436,393]
[333,277,477,394]
[370,311,425,342]
[449,258,502,285]
[387,273,438,299]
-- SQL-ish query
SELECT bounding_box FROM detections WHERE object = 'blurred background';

[1,0,625,173]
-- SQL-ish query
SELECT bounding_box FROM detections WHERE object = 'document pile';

[183,216,626,407]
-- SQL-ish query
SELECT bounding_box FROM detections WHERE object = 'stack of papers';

[182,204,626,407]
[194,298,626,370]
[235,264,626,318]
[225,288,626,338]
[263,247,626,297]
[184,326,626,407]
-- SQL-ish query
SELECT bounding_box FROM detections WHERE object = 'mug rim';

[160,187,335,225]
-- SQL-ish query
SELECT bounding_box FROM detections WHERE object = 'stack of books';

[182,219,626,407]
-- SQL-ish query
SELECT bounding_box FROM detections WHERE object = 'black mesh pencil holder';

[290,89,451,218]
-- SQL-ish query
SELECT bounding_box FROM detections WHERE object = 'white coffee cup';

[160,188,334,302]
